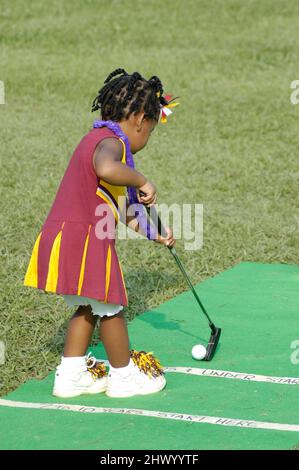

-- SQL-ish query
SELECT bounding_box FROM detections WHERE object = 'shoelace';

[130,350,164,378]
[86,352,107,380]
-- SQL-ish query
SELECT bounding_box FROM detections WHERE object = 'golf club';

[141,199,221,361]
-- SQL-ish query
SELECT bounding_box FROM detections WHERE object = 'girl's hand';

[155,227,176,248]
[138,181,157,206]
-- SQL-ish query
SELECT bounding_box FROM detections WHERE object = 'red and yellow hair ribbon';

[159,94,180,123]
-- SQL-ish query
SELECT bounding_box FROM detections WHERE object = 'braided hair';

[91,68,168,122]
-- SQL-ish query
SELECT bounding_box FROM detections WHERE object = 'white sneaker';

[53,355,107,398]
[106,351,166,398]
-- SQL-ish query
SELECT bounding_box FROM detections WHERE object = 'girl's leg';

[63,305,98,357]
[100,312,130,367]
[53,305,107,398]
[101,311,166,398]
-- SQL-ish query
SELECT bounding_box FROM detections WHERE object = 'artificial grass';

[1,262,299,450]
[1,0,299,398]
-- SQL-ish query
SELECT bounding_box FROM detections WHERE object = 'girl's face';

[120,113,157,154]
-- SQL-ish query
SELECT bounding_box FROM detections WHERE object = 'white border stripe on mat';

[164,367,299,385]
[0,399,298,433]
[101,360,299,386]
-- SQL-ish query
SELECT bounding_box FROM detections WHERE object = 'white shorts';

[62,295,124,317]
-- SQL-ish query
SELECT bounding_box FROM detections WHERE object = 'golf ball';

[191,344,207,360]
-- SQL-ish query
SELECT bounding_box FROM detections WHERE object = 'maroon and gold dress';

[24,127,128,307]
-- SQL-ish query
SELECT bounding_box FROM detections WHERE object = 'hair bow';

[160,94,180,123]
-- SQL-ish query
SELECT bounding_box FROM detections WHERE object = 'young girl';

[24,68,176,399]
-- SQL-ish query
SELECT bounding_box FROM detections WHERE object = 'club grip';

[147,204,168,238]
[139,191,168,238]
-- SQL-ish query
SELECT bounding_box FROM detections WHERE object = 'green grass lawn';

[1,0,299,396]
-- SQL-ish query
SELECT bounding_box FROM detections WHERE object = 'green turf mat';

[1,262,299,450]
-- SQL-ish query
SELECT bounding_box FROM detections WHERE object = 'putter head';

[204,327,221,361]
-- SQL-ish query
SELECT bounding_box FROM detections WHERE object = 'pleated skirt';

[23,220,128,307]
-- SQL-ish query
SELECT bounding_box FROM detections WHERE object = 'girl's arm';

[93,138,156,205]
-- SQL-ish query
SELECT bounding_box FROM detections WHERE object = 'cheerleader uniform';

[24,126,128,316]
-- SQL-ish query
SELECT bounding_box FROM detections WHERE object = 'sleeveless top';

[23,127,128,306]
